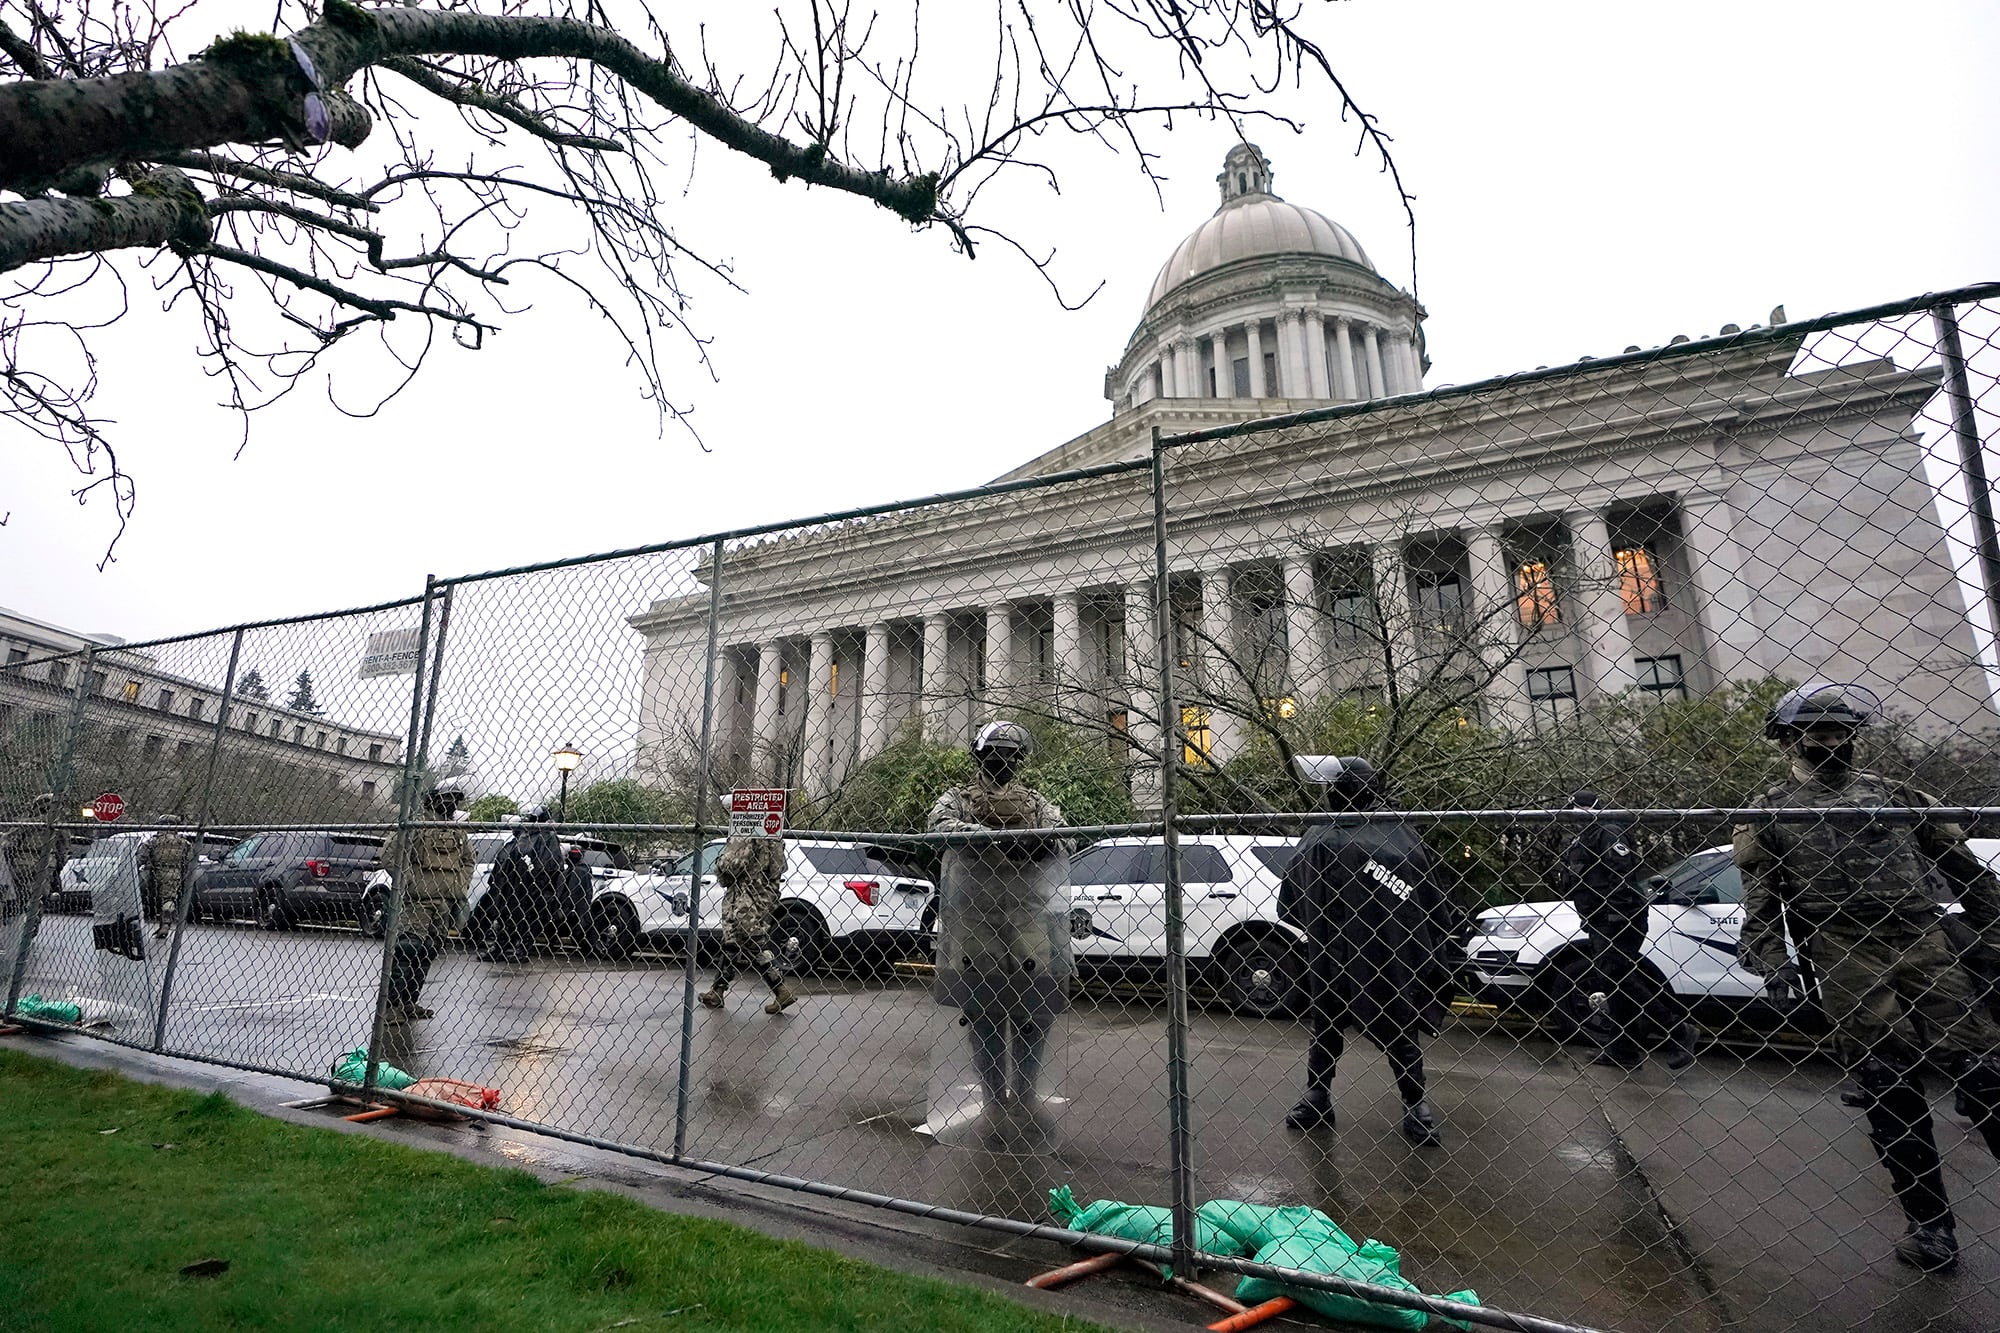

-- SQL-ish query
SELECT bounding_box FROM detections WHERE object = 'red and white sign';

[90,792,126,823]
[728,788,787,840]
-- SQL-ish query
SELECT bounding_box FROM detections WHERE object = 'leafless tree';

[0,0,1414,562]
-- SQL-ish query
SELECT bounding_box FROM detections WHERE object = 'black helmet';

[1765,682,1879,740]
[520,804,552,823]
[1294,754,1387,810]
[971,720,1034,761]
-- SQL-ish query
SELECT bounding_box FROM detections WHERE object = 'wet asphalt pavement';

[15,911,2000,1333]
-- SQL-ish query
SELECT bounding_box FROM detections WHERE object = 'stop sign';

[762,813,782,836]
[91,792,126,822]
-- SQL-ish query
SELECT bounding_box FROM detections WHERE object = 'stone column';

[1197,567,1239,761]
[1465,527,1526,728]
[1283,556,1324,696]
[1303,308,1329,399]
[1279,311,1306,398]
[1053,590,1086,711]
[1363,324,1386,398]
[1380,333,1403,395]
[983,602,1012,702]
[752,639,784,779]
[1123,579,1164,805]
[1567,510,1638,700]
[1677,492,1765,684]
[1176,339,1198,399]
[1332,318,1358,400]
[860,622,893,758]
[920,612,952,742]
[1246,321,1267,397]
[1404,335,1425,391]
[804,631,835,790]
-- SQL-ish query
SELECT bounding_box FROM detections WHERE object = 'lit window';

[829,662,838,696]
[1616,547,1665,615]
[1181,706,1213,766]
[1526,666,1578,728]
[1514,562,1560,627]
[123,680,140,702]
[1636,655,1687,701]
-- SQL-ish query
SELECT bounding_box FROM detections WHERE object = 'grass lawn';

[0,1049,1107,1332]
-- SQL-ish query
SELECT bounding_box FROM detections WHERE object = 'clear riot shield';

[924,834,1073,1150]
[0,845,22,1008]
[86,836,160,1032]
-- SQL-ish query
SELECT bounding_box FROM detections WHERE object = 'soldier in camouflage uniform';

[1735,683,2000,1273]
[378,785,474,1023]
[3,793,60,947]
[698,836,796,1014]
[929,721,1072,1123]
[147,815,193,941]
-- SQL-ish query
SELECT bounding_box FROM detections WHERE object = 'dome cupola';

[1107,144,1425,413]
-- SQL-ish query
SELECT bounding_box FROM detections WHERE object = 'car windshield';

[1248,844,1298,875]
[221,834,266,863]
[665,843,725,877]
[1654,850,1739,906]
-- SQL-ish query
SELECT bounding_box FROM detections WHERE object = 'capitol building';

[630,144,1992,797]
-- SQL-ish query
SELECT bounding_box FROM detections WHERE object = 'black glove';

[1762,962,1804,1002]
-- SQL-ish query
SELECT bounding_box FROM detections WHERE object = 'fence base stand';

[0,1023,22,1036]
[343,1104,401,1124]
[1207,1296,1297,1331]
[1024,1250,1248,1320]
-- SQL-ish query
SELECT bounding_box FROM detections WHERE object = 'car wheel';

[771,906,830,976]
[1217,934,1303,1019]
[255,886,292,932]
[588,897,640,962]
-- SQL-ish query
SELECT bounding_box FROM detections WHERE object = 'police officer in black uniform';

[1280,756,1457,1147]
[1560,791,1694,1071]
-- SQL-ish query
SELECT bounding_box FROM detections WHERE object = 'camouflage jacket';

[148,832,192,888]
[382,826,475,902]
[3,823,58,898]
[1734,770,1999,973]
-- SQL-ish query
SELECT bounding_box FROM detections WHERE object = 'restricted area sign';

[90,792,126,823]
[728,788,787,840]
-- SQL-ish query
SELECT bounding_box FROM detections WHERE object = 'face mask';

[977,752,1023,786]
[1798,742,1855,780]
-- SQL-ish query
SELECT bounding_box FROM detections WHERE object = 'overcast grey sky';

[6,0,1998,651]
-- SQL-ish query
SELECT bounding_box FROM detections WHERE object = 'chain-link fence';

[7,282,2000,1332]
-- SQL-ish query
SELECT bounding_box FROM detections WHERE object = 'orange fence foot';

[1206,1295,1298,1332]
[1025,1249,1127,1289]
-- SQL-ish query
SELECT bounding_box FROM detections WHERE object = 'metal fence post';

[363,578,439,1092]
[6,645,94,1016]
[1932,301,2000,640]
[673,538,727,1161]
[1149,427,1199,1277]
[414,585,455,772]
[151,628,245,1051]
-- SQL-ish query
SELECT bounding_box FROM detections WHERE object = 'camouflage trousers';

[1809,920,2000,1071]
[386,896,459,1015]
[713,879,783,991]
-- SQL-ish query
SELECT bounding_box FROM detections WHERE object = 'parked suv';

[624,839,934,971]
[51,830,236,915]
[360,831,633,953]
[1463,837,2000,1034]
[191,830,386,930]
[1065,835,1303,1017]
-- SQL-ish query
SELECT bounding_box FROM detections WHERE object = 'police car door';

[1645,854,1762,1001]
[1066,843,1155,959]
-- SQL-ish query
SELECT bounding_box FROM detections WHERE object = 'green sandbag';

[329,1047,416,1090]
[1198,1199,1354,1254]
[1047,1186,1245,1276]
[1236,1232,1480,1331]
[13,994,82,1024]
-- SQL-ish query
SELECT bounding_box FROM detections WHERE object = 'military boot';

[1400,1100,1443,1148]
[1862,1064,1957,1272]
[698,985,726,1008]
[1285,1086,1335,1131]
[765,984,797,1015]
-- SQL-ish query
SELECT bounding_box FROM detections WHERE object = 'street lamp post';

[552,744,582,824]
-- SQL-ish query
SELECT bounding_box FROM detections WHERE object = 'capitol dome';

[1106,143,1424,414]
[1146,197,1375,309]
